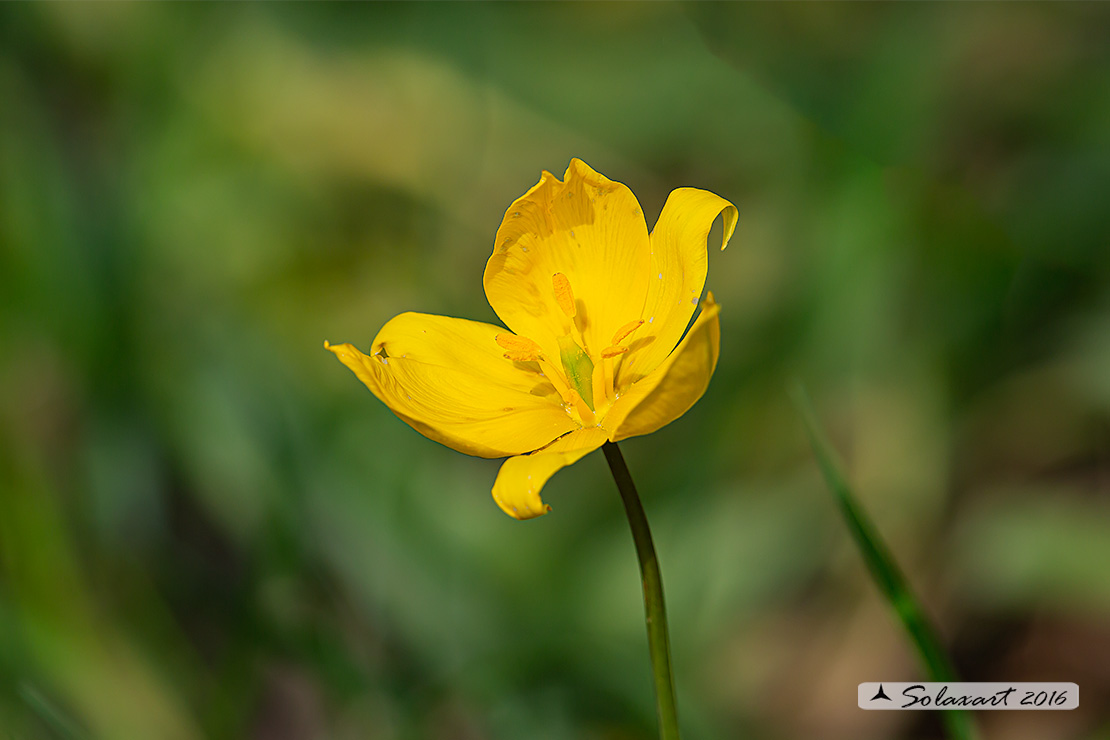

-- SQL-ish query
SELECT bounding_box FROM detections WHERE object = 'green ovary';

[557,335,595,410]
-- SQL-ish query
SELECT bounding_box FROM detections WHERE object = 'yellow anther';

[496,333,543,361]
[552,272,576,318]
[601,345,629,359]
[611,319,643,345]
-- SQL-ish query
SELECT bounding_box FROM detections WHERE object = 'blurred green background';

[1,4,1109,739]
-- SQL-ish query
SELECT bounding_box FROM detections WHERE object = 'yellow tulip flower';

[326,159,736,520]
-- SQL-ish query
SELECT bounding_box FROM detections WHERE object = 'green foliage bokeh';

[1,4,1109,739]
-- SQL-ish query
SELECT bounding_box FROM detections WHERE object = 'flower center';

[495,273,644,428]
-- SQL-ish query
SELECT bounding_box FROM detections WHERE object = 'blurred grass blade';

[791,384,978,740]
[18,683,88,740]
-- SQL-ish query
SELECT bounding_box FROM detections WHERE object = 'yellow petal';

[491,427,609,520]
[484,159,652,365]
[604,294,721,442]
[619,188,736,389]
[326,312,578,459]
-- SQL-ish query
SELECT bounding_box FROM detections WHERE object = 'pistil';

[557,334,595,411]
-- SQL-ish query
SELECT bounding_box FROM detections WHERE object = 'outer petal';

[491,427,608,520]
[603,294,720,442]
[618,188,736,390]
[326,313,577,459]
[484,159,652,364]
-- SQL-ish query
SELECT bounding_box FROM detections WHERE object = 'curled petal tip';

[491,428,608,521]
[719,203,738,251]
[324,340,352,358]
[493,487,552,520]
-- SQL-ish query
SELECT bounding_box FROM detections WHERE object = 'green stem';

[602,441,681,740]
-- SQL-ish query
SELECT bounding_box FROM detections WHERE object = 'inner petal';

[483,159,652,367]
[621,187,737,386]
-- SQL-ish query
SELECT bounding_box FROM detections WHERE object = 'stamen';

[552,272,576,318]
[611,319,643,345]
[601,354,616,406]
[592,357,607,415]
[601,345,629,359]
[537,356,573,403]
[496,332,576,404]
[496,333,542,361]
[567,388,595,426]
